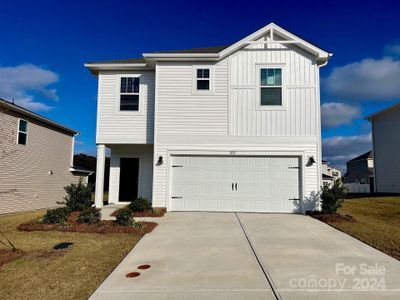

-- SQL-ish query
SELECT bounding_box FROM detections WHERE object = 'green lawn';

[0,210,142,299]
[326,197,400,260]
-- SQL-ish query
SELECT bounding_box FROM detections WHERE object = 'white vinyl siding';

[152,33,321,209]
[229,36,318,136]
[96,71,155,144]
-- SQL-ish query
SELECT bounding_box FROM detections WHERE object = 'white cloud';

[322,134,372,170]
[0,64,59,111]
[321,102,361,128]
[384,40,400,59]
[323,57,400,100]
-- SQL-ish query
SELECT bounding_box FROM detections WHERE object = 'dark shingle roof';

[151,45,229,54]
[87,45,230,64]
[0,98,77,135]
[347,151,373,163]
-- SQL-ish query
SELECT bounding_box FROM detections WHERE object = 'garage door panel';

[171,156,300,213]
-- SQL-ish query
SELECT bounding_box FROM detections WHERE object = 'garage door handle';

[289,198,300,201]
[235,183,237,191]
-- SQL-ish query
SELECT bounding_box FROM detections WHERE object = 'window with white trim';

[120,77,139,111]
[196,68,210,90]
[17,119,28,145]
[260,68,282,106]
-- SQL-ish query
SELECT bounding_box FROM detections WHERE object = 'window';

[196,68,210,90]
[260,68,282,106]
[332,171,338,177]
[120,77,139,111]
[17,119,28,145]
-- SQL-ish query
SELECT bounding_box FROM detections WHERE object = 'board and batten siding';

[108,144,153,203]
[372,108,400,193]
[0,109,80,214]
[96,70,155,144]
[152,38,322,209]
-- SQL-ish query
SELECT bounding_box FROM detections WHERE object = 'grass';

[0,210,142,299]
[325,196,400,260]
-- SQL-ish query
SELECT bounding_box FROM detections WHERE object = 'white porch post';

[95,144,106,208]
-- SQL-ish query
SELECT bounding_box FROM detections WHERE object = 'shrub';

[77,207,101,224]
[115,209,134,226]
[40,207,69,224]
[61,180,93,211]
[128,197,152,212]
[320,180,347,214]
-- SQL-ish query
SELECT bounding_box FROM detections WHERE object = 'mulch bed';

[17,211,158,235]
[111,208,166,218]
[308,211,356,223]
[0,249,24,268]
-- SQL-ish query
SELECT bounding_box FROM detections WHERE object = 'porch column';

[95,144,106,208]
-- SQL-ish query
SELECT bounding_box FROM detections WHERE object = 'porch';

[94,144,154,208]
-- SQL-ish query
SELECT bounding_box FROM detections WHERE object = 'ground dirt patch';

[0,249,24,268]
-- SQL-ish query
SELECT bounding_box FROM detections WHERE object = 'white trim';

[255,64,287,111]
[166,150,306,214]
[220,23,331,61]
[115,74,143,115]
[16,118,28,146]
[192,65,214,95]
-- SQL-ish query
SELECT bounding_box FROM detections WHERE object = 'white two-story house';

[85,23,331,214]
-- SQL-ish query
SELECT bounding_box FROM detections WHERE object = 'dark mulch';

[0,249,24,268]
[308,211,356,223]
[17,212,158,235]
[111,208,166,218]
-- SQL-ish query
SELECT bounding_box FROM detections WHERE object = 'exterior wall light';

[48,170,53,175]
[157,156,163,165]
[307,156,316,167]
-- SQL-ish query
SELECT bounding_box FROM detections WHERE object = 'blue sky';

[1,0,399,169]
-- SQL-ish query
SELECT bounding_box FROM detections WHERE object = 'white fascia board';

[365,102,400,121]
[220,22,332,62]
[84,63,151,75]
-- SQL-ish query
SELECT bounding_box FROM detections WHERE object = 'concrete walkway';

[90,213,400,300]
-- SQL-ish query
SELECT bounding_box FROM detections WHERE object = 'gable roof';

[85,22,332,75]
[366,102,400,121]
[0,98,77,135]
[347,151,373,163]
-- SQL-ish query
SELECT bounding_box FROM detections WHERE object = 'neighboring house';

[0,98,91,214]
[85,22,332,213]
[322,160,342,186]
[344,151,374,192]
[367,103,400,193]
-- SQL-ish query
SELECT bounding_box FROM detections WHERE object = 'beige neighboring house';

[321,160,342,187]
[0,98,91,214]
[367,103,400,193]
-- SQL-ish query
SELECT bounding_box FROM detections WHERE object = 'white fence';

[344,183,370,193]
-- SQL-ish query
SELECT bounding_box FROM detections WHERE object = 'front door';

[119,158,139,202]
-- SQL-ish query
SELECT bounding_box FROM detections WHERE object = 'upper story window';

[260,68,282,106]
[17,119,28,145]
[120,77,139,111]
[196,68,210,90]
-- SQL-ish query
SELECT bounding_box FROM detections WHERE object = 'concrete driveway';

[90,213,400,300]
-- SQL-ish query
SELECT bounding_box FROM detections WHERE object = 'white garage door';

[170,156,301,213]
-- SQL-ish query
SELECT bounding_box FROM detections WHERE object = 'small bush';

[320,180,347,214]
[40,207,69,224]
[115,209,134,226]
[128,197,152,212]
[61,180,93,211]
[77,207,101,224]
